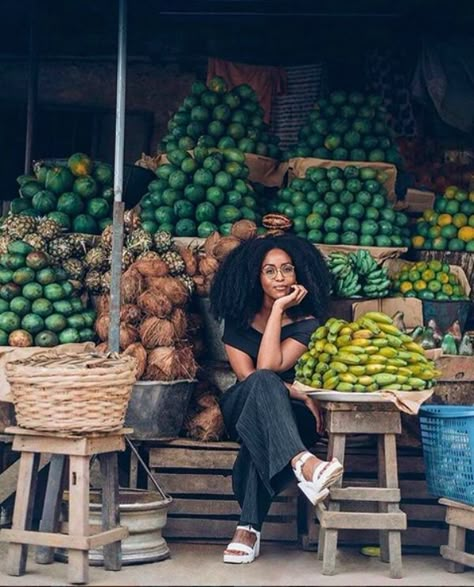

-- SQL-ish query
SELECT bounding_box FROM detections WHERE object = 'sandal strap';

[236,524,260,537]
[293,451,314,478]
[226,542,254,555]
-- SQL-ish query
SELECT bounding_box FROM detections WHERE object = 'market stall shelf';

[0,426,131,585]
[314,400,407,578]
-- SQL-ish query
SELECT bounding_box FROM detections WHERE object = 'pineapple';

[126,228,153,254]
[23,233,48,252]
[85,247,109,272]
[63,258,85,281]
[153,231,173,253]
[68,234,91,258]
[124,210,141,234]
[48,237,74,262]
[2,215,37,239]
[0,235,11,255]
[100,225,114,251]
[101,271,112,293]
[162,250,186,276]
[178,274,195,296]
[85,270,103,295]
[37,218,63,241]
[137,250,161,261]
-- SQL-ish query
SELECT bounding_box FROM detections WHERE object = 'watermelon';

[32,190,57,214]
[68,153,93,177]
[73,176,98,199]
[45,166,74,194]
[72,214,99,234]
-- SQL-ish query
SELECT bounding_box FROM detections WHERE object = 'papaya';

[329,320,346,335]
[338,345,367,355]
[386,358,408,367]
[373,373,397,386]
[378,347,398,359]
[351,338,371,347]
[313,326,328,340]
[349,365,366,376]
[384,365,398,374]
[378,323,402,336]
[371,338,388,348]
[352,329,373,339]
[324,342,338,355]
[366,383,380,392]
[358,375,374,386]
[68,153,93,177]
[323,368,337,382]
[353,384,366,392]
[398,367,412,378]
[323,376,339,390]
[327,333,338,343]
[364,346,379,355]
[315,340,326,353]
[319,352,331,364]
[339,327,353,336]
[359,317,381,334]
[316,362,329,374]
[407,377,426,389]
[336,334,353,347]
[340,372,357,384]
[404,341,425,354]
[363,312,393,324]
[336,382,354,392]
[396,375,409,384]
[334,352,360,365]
[365,364,385,375]
[367,354,387,364]
[385,334,403,348]
[329,361,349,373]
[381,383,402,390]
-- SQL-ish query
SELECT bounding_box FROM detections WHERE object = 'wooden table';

[315,400,407,578]
[0,426,131,585]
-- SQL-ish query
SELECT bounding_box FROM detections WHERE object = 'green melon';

[68,153,93,177]
[32,190,57,214]
[35,330,59,347]
[73,176,98,199]
[45,166,74,194]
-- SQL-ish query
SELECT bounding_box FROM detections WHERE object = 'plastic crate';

[419,405,474,506]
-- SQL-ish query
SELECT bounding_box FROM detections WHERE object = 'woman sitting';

[210,233,343,564]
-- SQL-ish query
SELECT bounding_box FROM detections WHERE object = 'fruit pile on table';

[392,260,469,301]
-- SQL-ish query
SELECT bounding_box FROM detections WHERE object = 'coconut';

[231,219,257,241]
[171,308,187,339]
[95,342,109,353]
[193,274,210,297]
[204,231,221,257]
[137,290,173,318]
[144,345,197,381]
[176,244,198,276]
[119,324,139,351]
[95,314,110,341]
[134,259,169,278]
[123,342,147,380]
[145,276,188,307]
[139,316,176,349]
[120,304,142,325]
[8,330,33,348]
[212,236,241,261]
[198,255,219,277]
[184,403,225,442]
[122,266,145,304]
[95,295,110,316]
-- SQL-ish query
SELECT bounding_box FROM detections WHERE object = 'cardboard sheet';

[352,297,424,330]
[316,244,407,264]
[293,380,433,416]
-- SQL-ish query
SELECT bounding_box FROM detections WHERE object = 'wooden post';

[68,456,90,584]
[99,453,121,571]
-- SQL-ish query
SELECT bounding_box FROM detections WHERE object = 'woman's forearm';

[256,305,285,370]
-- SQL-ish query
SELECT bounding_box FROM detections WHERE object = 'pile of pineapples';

[0,212,196,297]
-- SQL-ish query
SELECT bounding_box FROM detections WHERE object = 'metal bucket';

[196,297,227,362]
[57,489,172,565]
[124,379,196,440]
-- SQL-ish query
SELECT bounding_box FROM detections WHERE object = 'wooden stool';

[315,401,407,578]
[439,498,474,572]
[0,426,130,584]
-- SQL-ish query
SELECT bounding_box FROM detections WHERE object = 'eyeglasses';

[261,263,295,280]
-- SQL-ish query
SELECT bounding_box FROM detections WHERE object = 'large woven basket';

[6,352,137,433]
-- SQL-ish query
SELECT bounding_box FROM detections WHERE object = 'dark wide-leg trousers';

[219,370,319,531]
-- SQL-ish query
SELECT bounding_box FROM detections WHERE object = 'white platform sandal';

[223,524,261,564]
[293,452,344,505]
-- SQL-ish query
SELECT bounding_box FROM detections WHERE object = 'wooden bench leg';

[99,452,121,571]
[36,454,67,564]
[378,433,403,579]
[6,451,40,576]
[446,524,467,573]
[319,433,346,568]
[68,455,90,585]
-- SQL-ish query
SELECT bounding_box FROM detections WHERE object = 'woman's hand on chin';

[273,285,308,312]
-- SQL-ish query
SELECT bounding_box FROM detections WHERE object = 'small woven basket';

[6,351,137,434]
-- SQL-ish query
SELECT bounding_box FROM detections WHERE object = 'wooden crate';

[148,439,298,543]
[302,444,449,550]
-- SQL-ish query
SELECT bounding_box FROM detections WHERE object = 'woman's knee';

[244,370,288,397]
[245,369,282,386]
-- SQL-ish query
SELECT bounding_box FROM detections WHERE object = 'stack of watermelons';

[139,146,263,237]
[13,153,114,234]
[160,76,281,160]
[0,240,96,347]
[284,91,402,166]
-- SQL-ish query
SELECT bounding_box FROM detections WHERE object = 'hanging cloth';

[207,58,287,123]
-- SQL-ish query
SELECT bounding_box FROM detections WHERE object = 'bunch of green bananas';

[327,249,391,298]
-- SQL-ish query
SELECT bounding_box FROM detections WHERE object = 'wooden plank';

[36,454,67,564]
[6,427,132,439]
[151,472,296,497]
[401,504,446,523]
[330,487,400,502]
[2,529,89,550]
[150,447,237,470]
[0,454,50,506]
[445,523,468,573]
[12,434,125,457]
[328,411,401,435]
[163,518,297,542]
[441,546,474,570]
[88,527,128,550]
[318,510,407,530]
[168,498,296,517]
[440,498,474,511]
[148,438,240,451]
[6,452,40,576]
[99,452,122,571]
[68,455,90,585]
[446,507,474,530]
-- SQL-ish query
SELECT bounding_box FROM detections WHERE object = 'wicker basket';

[5,351,137,433]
